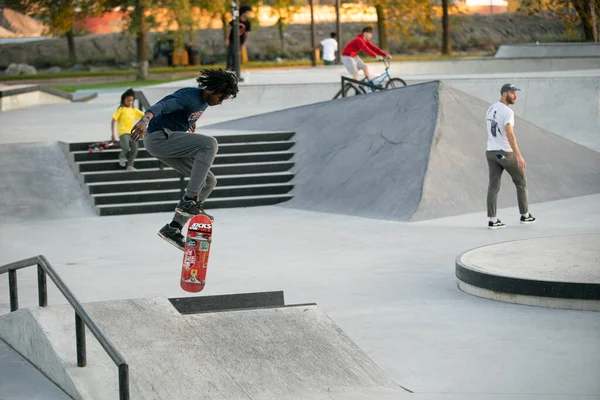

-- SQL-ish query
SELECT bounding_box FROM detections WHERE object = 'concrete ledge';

[458,280,600,312]
[455,234,600,311]
[0,85,97,111]
[169,290,287,314]
[495,43,600,58]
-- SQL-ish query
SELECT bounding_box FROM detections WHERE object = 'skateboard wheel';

[88,148,93,152]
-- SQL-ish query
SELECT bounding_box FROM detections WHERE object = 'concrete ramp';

[0,142,95,223]
[141,83,340,125]
[495,43,600,58]
[0,84,97,112]
[204,81,600,221]
[446,77,600,152]
[0,298,408,399]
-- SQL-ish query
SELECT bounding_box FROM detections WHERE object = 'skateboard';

[88,140,120,152]
[180,214,213,292]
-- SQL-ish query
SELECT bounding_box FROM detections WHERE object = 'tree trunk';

[221,12,227,42]
[135,1,148,80]
[441,0,451,55]
[278,17,285,50]
[591,0,598,42]
[66,28,77,64]
[571,0,595,41]
[375,5,389,52]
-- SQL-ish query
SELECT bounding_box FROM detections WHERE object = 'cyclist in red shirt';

[342,26,391,81]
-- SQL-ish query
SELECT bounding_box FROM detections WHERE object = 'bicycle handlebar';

[383,57,391,68]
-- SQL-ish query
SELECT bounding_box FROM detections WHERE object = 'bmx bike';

[343,58,406,97]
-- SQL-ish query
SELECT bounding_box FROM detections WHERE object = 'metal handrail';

[133,90,151,111]
[0,255,129,400]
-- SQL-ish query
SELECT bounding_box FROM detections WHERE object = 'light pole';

[232,0,241,79]
[309,0,317,67]
[335,0,341,64]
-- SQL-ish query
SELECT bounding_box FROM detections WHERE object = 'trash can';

[189,49,200,66]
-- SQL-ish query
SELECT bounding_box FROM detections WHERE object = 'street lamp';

[232,1,241,79]
[309,0,317,67]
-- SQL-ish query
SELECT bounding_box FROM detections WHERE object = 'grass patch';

[1,53,490,83]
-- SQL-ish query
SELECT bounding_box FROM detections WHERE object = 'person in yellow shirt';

[111,89,144,171]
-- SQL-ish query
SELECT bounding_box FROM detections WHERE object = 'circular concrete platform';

[455,234,600,311]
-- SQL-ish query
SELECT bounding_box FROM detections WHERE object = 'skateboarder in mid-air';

[130,69,239,250]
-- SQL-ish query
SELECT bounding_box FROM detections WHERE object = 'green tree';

[108,0,192,80]
[368,0,437,52]
[263,0,304,51]
[518,0,600,41]
[4,0,104,64]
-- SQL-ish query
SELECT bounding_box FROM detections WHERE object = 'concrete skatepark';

[0,45,599,399]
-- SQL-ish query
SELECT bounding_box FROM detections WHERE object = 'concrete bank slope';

[0,297,409,400]
[0,141,95,223]
[446,76,600,152]
[205,81,600,221]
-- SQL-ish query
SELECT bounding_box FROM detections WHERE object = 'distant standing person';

[320,32,338,65]
[485,83,536,229]
[111,88,144,171]
[225,5,252,72]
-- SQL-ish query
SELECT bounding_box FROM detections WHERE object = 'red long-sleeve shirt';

[342,33,387,58]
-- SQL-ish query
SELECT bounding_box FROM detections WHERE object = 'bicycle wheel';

[385,78,407,89]
[343,83,363,97]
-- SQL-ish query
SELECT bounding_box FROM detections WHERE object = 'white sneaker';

[126,166,137,171]
[119,158,126,167]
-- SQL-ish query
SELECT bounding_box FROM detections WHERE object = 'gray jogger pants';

[119,134,138,167]
[486,150,528,218]
[144,130,218,225]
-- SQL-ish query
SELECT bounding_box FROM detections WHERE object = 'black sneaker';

[488,220,506,229]
[520,214,536,224]
[157,224,185,251]
[197,202,214,221]
[175,197,203,218]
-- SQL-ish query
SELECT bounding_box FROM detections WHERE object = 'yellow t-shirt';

[112,106,145,136]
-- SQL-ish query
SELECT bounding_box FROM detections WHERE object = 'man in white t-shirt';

[320,32,338,66]
[485,83,536,229]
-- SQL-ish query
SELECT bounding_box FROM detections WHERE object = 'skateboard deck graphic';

[180,214,213,292]
[88,140,120,152]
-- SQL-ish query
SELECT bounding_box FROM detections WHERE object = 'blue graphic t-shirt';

[146,87,207,133]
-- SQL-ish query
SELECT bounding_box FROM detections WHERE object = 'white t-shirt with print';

[486,101,515,152]
[320,38,338,61]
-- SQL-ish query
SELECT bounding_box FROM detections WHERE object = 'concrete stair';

[63,131,296,216]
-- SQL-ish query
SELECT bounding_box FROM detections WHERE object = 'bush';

[81,55,119,66]
[32,54,71,69]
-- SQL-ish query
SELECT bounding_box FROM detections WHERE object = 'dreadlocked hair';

[196,69,239,99]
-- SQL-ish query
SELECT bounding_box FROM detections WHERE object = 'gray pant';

[486,150,528,217]
[119,134,138,167]
[144,130,218,225]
